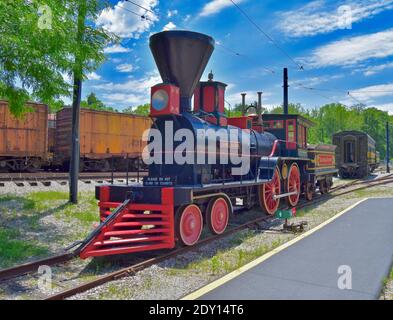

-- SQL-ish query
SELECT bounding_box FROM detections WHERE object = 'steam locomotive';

[79,31,338,258]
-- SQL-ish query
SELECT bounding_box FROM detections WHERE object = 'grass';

[0,228,48,268]
[0,190,100,268]
[179,234,285,276]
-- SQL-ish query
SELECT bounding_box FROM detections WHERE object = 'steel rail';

[0,171,147,182]
[0,252,77,281]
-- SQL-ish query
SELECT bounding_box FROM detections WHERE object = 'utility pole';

[70,2,87,204]
[387,122,390,173]
[283,68,289,115]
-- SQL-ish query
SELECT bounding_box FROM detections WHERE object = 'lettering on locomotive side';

[317,154,335,166]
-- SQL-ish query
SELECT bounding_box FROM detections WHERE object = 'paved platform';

[185,198,393,300]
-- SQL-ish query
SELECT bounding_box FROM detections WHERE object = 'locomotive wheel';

[175,204,203,246]
[206,197,230,235]
[305,182,314,201]
[286,163,301,207]
[319,180,328,194]
[259,167,281,215]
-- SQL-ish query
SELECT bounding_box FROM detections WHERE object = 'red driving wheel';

[287,163,301,207]
[207,197,230,235]
[175,204,203,246]
[259,167,281,215]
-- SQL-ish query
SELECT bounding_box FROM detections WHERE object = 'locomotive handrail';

[269,139,281,157]
[75,197,132,255]
[268,139,304,158]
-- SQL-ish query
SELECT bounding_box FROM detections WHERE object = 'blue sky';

[80,0,393,114]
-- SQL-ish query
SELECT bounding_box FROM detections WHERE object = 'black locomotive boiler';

[79,31,338,258]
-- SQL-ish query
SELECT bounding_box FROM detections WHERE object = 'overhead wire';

[124,0,157,15]
[116,1,153,21]
[228,0,304,70]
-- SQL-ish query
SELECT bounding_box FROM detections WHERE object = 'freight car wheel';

[258,167,281,215]
[286,163,301,207]
[206,197,230,235]
[175,204,203,246]
[100,160,111,172]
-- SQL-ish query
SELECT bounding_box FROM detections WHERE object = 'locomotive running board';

[79,188,175,258]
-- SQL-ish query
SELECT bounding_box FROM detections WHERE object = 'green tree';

[123,104,150,116]
[269,103,306,115]
[80,92,117,112]
[361,107,390,159]
[86,92,104,108]
[0,1,117,117]
[0,1,73,116]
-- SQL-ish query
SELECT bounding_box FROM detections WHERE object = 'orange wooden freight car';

[55,107,151,171]
[0,100,48,171]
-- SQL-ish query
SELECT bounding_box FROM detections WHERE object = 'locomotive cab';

[261,113,313,159]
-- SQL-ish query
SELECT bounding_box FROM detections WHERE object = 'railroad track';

[0,171,147,183]
[330,173,393,193]
[1,174,393,299]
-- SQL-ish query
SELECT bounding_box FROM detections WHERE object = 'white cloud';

[102,93,145,106]
[368,103,393,114]
[97,0,158,38]
[199,0,245,17]
[163,22,176,31]
[307,28,393,67]
[360,61,393,76]
[92,71,161,107]
[62,72,72,84]
[167,9,178,18]
[86,72,102,80]
[104,44,132,54]
[290,74,344,88]
[116,63,134,73]
[278,0,393,38]
[349,83,393,102]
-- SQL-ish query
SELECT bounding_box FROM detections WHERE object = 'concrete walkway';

[186,198,393,300]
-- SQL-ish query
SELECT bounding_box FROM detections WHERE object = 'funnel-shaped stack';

[150,31,215,113]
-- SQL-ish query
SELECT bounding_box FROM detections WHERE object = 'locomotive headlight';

[152,89,169,111]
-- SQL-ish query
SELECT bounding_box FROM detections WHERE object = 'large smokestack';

[149,31,215,113]
[283,68,289,114]
[241,93,247,116]
[257,91,263,125]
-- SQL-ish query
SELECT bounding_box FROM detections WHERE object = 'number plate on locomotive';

[143,176,177,186]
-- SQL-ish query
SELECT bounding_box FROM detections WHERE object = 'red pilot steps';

[79,188,175,259]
